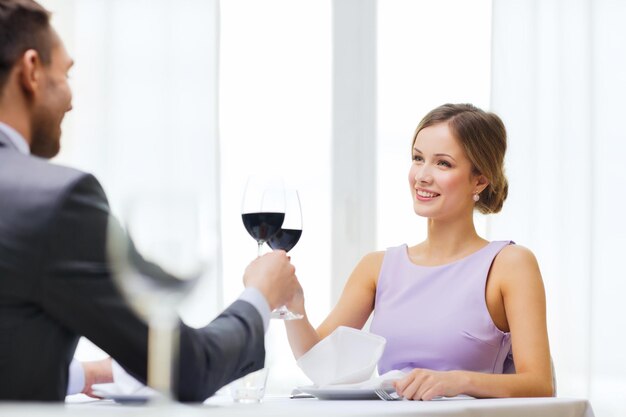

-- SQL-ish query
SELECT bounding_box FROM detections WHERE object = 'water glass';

[230,368,269,403]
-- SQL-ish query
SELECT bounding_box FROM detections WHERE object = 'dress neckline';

[402,241,495,269]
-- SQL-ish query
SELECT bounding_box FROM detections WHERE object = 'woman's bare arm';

[284,251,383,358]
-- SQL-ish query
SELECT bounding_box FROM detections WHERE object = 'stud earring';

[473,193,480,202]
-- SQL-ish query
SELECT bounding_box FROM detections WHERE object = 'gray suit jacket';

[0,131,265,401]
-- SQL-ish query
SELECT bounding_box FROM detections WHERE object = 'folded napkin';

[297,326,387,386]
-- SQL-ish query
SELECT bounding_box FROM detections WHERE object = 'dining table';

[0,394,595,417]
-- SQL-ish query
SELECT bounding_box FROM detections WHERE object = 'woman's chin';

[413,204,434,218]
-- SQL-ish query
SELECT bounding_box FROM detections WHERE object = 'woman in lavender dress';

[285,103,553,400]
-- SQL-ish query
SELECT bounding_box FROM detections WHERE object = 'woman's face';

[408,122,484,220]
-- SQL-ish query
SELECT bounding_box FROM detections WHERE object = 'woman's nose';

[415,165,433,184]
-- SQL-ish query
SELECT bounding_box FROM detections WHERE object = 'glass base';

[232,388,264,403]
[271,305,303,320]
[230,368,268,403]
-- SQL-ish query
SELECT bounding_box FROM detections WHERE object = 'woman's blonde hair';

[412,103,508,214]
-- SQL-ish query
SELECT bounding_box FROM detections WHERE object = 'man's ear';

[18,50,43,95]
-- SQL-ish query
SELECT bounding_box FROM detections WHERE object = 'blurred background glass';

[109,192,209,399]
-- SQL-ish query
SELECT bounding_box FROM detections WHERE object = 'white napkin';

[91,360,157,398]
[297,326,387,387]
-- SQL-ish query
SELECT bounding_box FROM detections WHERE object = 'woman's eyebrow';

[434,153,456,161]
[413,148,457,162]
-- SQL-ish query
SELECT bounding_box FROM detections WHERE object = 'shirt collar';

[0,122,30,155]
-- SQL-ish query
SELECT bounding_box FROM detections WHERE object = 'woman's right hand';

[283,278,324,359]
[285,277,305,317]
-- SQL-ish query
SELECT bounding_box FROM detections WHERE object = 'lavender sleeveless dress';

[370,241,515,375]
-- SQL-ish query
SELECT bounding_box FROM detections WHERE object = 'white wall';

[491,1,626,415]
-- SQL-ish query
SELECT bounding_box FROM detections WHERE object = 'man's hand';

[243,250,299,310]
[81,358,113,398]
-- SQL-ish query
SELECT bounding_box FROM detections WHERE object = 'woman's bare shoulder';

[493,243,539,268]
[491,243,543,292]
[348,251,386,287]
[360,250,386,265]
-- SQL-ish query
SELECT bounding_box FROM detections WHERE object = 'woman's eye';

[412,155,423,162]
[438,160,452,167]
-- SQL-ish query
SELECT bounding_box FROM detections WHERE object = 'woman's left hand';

[393,368,466,401]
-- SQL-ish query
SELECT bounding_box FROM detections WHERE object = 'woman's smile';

[415,188,441,201]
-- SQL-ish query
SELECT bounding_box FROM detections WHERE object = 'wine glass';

[267,189,304,320]
[241,176,301,320]
[241,175,285,257]
[107,191,209,401]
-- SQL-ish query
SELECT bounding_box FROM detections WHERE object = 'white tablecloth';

[0,396,594,417]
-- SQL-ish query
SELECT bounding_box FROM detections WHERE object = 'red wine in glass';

[242,212,285,246]
[241,176,285,256]
[267,228,301,253]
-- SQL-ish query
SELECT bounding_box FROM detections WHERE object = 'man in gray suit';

[0,0,299,401]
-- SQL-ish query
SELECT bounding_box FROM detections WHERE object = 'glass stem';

[257,241,264,257]
[148,309,179,401]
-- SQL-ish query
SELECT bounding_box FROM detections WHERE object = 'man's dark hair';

[0,0,52,91]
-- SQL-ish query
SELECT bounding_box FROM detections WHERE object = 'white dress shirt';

[0,122,30,154]
[0,122,271,395]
